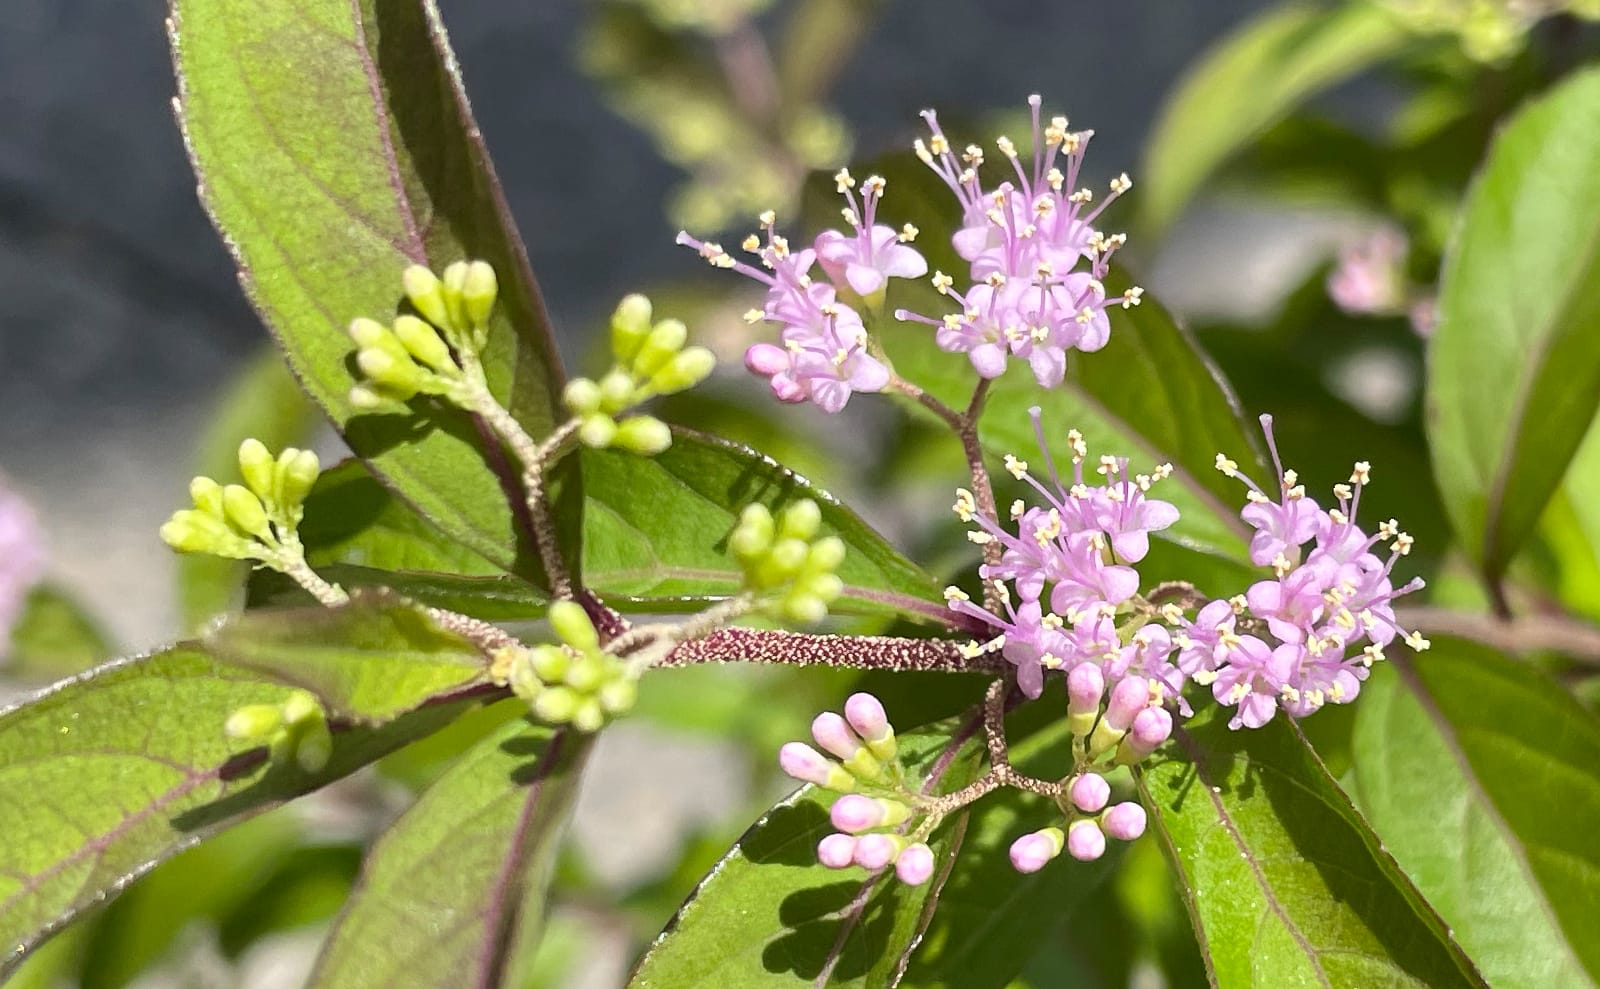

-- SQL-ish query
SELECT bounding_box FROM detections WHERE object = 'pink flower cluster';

[895,96,1143,387]
[677,171,926,413]
[779,693,937,886]
[1192,415,1429,729]
[951,411,1427,731]
[945,407,1180,700]
[0,475,45,654]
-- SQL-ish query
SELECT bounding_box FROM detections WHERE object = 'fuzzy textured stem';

[274,546,349,607]
[655,627,999,673]
[613,594,758,673]
[425,607,521,653]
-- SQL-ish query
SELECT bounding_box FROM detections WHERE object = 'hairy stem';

[273,539,349,607]
[655,627,1001,673]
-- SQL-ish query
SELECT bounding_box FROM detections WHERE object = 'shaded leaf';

[1137,704,1486,989]
[170,0,572,584]
[628,722,983,987]
[1428,67,1600,582]
[1138,2,1411,235]
[3,585,114,680]
[309,720,591,989]
[0,621,489,975]
[1352,641,1600,988]
[205,594,490,724]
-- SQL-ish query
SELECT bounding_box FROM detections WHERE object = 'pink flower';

[1211,635,1297,730]
[0,476,45,651]
[813,172,927,296]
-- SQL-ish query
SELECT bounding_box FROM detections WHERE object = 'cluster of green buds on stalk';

[730,500,845,623]
[561,294,717,455]
[224,689,333,773]
[346,260,500,410]
[493,601,637,732]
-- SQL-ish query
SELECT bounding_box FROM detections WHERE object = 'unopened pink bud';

[830,794,884,834]
[1069,773,1111,813]
[1118,706,1173,763]
[779,742,832,785]
[817,833,858,869]
[1104,676,1151,732]
[745,342,789,377]
[812,712,863,761]
[1067,663,1105,716]
[1102,802,1147,841]
[895,843,935,885]
[844,692,891,742]
[1067,819,1106,861]
[853,833,903,871]
[1008,828,1064,874]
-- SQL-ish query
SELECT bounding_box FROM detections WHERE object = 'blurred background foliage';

[3,0,1599,985]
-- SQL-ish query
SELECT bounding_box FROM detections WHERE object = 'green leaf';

[0,611,491,975]
[583,428,949,623]
[249,460,551,621]
[1138,2,1412,235]
[204,594,490,724]
[179,347,321,631]
[629,722,983,987]
[1427,67,1600,583]
[1137,704,1486,989]
[3,584,114,680]
[1531,414,1600,621]
[171,0,572,584]
[1352,641,1600,988]
[309,720,591,989]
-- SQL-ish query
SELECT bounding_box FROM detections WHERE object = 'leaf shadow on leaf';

[764,880,903,983]
[167,701,470,834]
[741,801,832,867]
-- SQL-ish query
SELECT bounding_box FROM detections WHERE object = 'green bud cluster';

[497,601,637,733]
[730,500,846,623]
[225,689,333,773]
[346,260,499,409]
[561,294,716,455]
[160,439,320,562]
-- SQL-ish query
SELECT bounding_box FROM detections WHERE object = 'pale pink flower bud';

[1008,828,1064,874]
[1067,819,1107,861]
[817,833,858,869]
[853,833,902,871]
[1067,663,1105,717]
[843,692,891,742]
[811,711,863,761]
[1103,676,1150,732]
[830,794,884,834]
[1120,706,1173,763]
[895,843,935,886]
[1102,802,1147,841]
[744,342,789,377]
[778,742,832,786]
[1069,773,1111,814]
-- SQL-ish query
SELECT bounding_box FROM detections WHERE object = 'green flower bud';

[648,346,716,395]
[281,690,322,728]
[632,318,688,377]
[462,261,499,328]
[534,685,580,725]
[563,377,603,416]
[572,698,606,733]
[237,438,276,501]
[803,573,845,604]
[730,504,775,561]
[598,677,638,715]
[563,652,609,693]
[402,265,452,331]
[549,600,599,652]
[803,536,846,575]
[393,314,458,374]
[756,538,808,586]
[160,510,255,559]
[508,655,543,701]
[610,293,653,362]
[779,500,822,541]
[842,747,883,781]
[597,369,637,414]
[225,704,284,741]
[278,448,320,510]
[613,416,672,456]
[348,384,387,410]
[295,720,332,773]
[441,261,470,335]
[347,316,390,348]
[222,484,273,541]
[781,591,829,625]
[578,413,619,449]
[189,476,225,517]
[529,643,571,684]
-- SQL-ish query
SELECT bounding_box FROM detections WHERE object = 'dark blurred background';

[0,0,1270,648]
